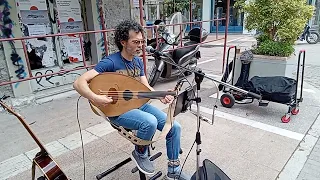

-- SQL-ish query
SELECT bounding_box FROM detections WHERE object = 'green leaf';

[237,0,314,56]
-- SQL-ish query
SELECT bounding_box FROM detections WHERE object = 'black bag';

[244,76,297,104]
[190,159,231,180]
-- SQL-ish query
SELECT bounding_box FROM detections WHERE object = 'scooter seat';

[172,41,198,63]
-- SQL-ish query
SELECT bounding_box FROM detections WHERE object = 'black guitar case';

[191,159,231,180]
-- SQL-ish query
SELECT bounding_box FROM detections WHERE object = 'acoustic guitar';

[88,72,177,117]
[0,96,68,180]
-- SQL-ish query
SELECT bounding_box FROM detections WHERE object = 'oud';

[0,97,68,180]
[88,72,177,117]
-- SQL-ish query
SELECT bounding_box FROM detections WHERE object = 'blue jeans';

[109,103,181,162]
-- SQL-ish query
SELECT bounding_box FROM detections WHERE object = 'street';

[1,35,320,180]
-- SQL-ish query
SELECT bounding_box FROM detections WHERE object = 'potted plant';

[233,0,314,79]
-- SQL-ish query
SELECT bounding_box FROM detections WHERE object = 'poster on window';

[60,21,83,33]
[27,24,46,36]
[18,0,49,24]
[132,0,140,7]
[56,0,82,23]
[17,0,47,10]
[63,37,83,63]
[26,24,56,68]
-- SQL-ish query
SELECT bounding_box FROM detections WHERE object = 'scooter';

[146,20,166,48]
[147,27,209,87]
[298,24,319,44]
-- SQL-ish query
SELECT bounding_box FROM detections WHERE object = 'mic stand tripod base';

[190,70,231,180]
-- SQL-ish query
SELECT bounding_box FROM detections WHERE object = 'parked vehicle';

[147,26,209,87]
[298,24,319,44]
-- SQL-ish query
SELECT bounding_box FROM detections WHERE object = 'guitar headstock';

[0,95,20,118]
[0,95,10,109]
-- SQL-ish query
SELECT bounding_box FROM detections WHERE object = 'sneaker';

[130,150,155,175]
[166,170,191,180]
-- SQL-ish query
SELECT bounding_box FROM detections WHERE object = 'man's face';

[121,30,144,56]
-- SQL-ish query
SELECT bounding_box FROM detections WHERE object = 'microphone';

[146,46,166,56]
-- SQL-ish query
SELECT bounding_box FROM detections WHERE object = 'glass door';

[211,0,244,33]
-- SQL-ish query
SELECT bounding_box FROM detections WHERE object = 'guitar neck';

[137,91,176,99]
[0,101,47,152]
[19,117,47,152]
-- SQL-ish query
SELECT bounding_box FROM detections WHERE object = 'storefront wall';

[210,0,244,33]
[0,0,92,99]
[310,0,320,29]
[0,0,132,101]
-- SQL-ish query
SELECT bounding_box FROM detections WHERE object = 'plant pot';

[232,53,297,84]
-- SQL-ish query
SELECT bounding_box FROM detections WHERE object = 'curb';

[276,113,320,180]
[276,82,320,180]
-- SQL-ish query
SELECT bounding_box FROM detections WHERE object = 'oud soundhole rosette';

[123,90,133,101]
[109,88,118,104]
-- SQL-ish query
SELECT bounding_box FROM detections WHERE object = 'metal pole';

[21,40,33,78]
[79,34,88,68]
[222,0,230,73]
[189,0,193,30]
[97,0,109,56]
[139,0,147,77]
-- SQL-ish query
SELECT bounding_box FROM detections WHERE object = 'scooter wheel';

[220,93,235,108]
[306,31,320,44]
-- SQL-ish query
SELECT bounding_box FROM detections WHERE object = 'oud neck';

[138,91,176,99]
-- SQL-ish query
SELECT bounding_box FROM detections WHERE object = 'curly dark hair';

[114,19,144,51]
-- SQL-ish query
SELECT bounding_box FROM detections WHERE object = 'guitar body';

[0,98,69,180]
[89,72,152,117]
[33,152,68,180]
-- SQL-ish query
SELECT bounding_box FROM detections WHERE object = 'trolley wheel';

[281,115,291,123]
[291,107,300,115]
[220,93,235,108]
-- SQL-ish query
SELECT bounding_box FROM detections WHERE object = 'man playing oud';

[73,20,190,180]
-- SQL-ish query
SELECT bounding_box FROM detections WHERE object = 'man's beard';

[126,47,142,56]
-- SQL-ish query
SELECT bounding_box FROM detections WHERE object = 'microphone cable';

[154,50,198,180]
[76,95,86,180]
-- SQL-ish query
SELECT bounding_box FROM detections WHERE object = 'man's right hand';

[91,95,113,107]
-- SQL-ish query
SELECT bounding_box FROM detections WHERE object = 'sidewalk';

[1,34,320,180]
[297,138,320,180]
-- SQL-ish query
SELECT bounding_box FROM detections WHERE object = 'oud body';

[89,72,176,117]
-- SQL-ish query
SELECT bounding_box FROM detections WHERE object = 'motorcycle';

[146,20,166,48]
[298,24,319,44]
[147,26,209,87]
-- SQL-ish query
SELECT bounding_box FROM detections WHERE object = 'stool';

[96,123,163,180]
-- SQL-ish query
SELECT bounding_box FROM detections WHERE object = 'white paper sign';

[27,25,47,36]
[56,0,82,22]
[132,0,140,7]
[63,37,83,62]
[18,0,47,10]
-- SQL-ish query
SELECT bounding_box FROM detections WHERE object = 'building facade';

[144,0,244,34]
[144,0,320,34]
[0,0,139,105]
[309,0,320,30]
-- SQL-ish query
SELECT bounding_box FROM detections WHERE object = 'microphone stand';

[193,70,204,180]
[148,51,261,180]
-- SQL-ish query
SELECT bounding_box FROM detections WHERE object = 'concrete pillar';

[0,0,33,98]
[0,44,13,98]
[202,0,211,32]
[86,0,132,63]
